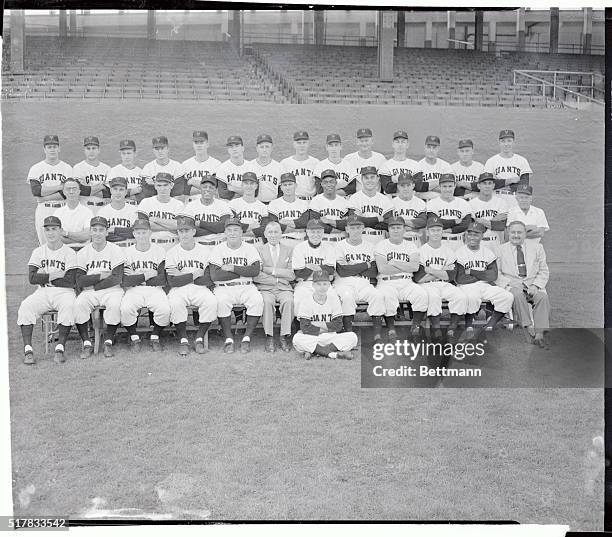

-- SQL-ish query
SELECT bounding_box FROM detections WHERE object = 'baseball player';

[97,177,138,247]
[120,218,170,352]
[180,174,232,247]
[312,133,354,196]
[454,222,514,341]
[308,169,350,243]
[280,131,320,201]
[107,139,143,206]
[27,135,72,245]
[484,129,533,207]
[216,135,251,200]
[209,218,264,354]
[469,173,509,257]
[228,172,268,246]
[334,215,385,338]
[346,166,394,246]
[379,130,420,195]
[165,216,218,357]
[374,216,429,340]
[249,134,285,203]
[178,131,221,204]
[391,172,426,246]
[506,184,549,244]
[140,136,183,200]
[418,173,471,251]
[343,128,386,192]
[414,216,467,343]
[18,216,78,365]
[267,172,310,247]
[53,178,94,251]
[415,135,453,201]
[291,218,337,305]
[293,270,357,360]
[450,139,485,199]
[137,172,184,251]
[73,136,111,214]
[73,216,126,358]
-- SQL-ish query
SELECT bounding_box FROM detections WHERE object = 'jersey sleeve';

[164,247,178,270]
[483,157,495,174]
[27,247,42,268]
[207,243,224,267]
[329,292,344,318]
[295,295,312,319]
[520,156,533,175]
[324,244,337,266]
[536,208,549,230]
[65,247,78,271]
[335,241,347,264]
[291,243,306,270]
[75,247,87,272]
[267,200,280,218]
[26,164,39,184]
[245,243,261,264]
[110,244,126,269]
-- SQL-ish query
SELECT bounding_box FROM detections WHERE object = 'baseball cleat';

[279,336,291,352]
[534,336,549,350]
[303,351,313,360]
[265,337,275,353]
[103,342,114,358]
[53,349,65,364]
[224,340,235,354]
[195,340,207,354]
[373,332,382,343]
[240,339,251,354]
[410,326,421,341]
[336,351,353,360]
[23,351,36,365]
[80,344,93,360]
[432,329,444,343]
[130,338,141,354]
[387,328,397,340]
[460,327,475,342]
[150,339,162,352]
[178,342,189,357]
[446,329,457,343]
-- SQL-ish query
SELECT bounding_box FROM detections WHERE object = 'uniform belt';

[43,202,64,208]
[497,189,515,195]
[481,236,496,241]
[380,274,412,281]
[244,238,260,244]
[87,200,106,206]
[364,229,384,235]
[116,242,134,247]
[404,236,419,242]
[442,235,461,241]
[152,238,176,244]
[197,240,218,246]
[322,235,344,242]
[217,281,251,287]
[297,195,313,201]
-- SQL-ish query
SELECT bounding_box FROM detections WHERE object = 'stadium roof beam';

[583,7,592,54]
[516,8,526,52]
[377,11,394,82]
[10,9,25,73]
[397,10,405,48]
[474,10,484,51]
[550,7,559,54]
[447,11,456,49]
[147,10,155,40]
[59,9,67,38]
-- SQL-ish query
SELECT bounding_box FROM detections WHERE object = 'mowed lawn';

[3,102,604,528]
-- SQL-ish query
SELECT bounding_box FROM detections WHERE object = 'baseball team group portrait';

[1,6,605,529]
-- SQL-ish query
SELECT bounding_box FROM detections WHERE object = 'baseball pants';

[74,287,125,325]
[260,288,294,337]
[333,277,385,317]
[293,331,358,354]
[120,287,171,327]
[294,281,339,308]
[168,284,218,324]
[377,278,429,317]
[83,198,109,215]
[214,283,264,317]
[459,281,514,315]
[17,287,76,326]
[35,202,65,245]
[508,286,550,331]
[419,281,467,316]
[321,233,346,244]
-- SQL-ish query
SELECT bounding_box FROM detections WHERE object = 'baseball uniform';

[215,159,252,198]
[469,195,509,256]
[73,160,111,214]
[107,163,143,205]
[54,203,94,250]
[208,241,264,318]
[97,202,138,247]
[27,160,72,245]
[280,155,320,200]
[451,160,485,198]
[484,153,533,206]
[313,158,354,192]
[165,242,218,324]
[228,197,268,246]
[415,157,453,200]
[291,239,337,304]
[379,156,421,193]
[140,159,182,199]
[506,204,549,244]
[392,195,426,245]
[249,158,285,203]
[180,198,232,246]
[178,155,221,204]
[347,190,394,245]
[309,193,350,243]
[343,151,386,192]
[137,196,184,251]
[268,196,309,246]
[426,196,472,251]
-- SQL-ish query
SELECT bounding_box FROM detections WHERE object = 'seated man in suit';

[496,220,551,348]
[254,221,295,353]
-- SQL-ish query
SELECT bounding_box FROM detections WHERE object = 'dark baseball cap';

[280,172,296,183]
[90,216,109,228]
[516,184,533,195]
[256,133,273,145]
[361,166,378,176]
[478,172,495,184]
[201,174,217,186]
[193,131,208,141]
[356,128,373,138]
[226,135,243,146]
[132,218,151,231]
[387,216,407,227]
[312,270,329,282]
[119,139,136,150]
[83,136,100,147]
[397,172,414,184]
[466,222,486,234]
[109,176,128,188]
[393,130,409,140]
[326,133,341,144]
[43,135,59,146]
[425,135,440,146]
[43,215,62,228]
[345,215,363,227]
[293,131,309,141]
[242,172,259,183]
[152,136,169,147]
[499,129,515,140]
[306,219,324,230]
[439,173,456,184]
[320,169,337,181]
[224,218,243,229]
[458,139,473,149]
[426,215,444,228]
[155,172,174,184]
[176,216,196,230]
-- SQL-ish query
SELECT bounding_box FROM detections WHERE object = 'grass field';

[2,102,604,527]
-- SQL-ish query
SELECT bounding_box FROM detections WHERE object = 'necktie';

[517,245,527,278]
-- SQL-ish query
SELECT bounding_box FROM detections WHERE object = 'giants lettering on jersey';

[277,209,302,220]
[288,167,314,177]
[454,172,477,181]
[344,252,371,263]
[40,259,66,270]
[395,207,420,218]
[463,259,489,270]
[494,165,521,176]
[35,172,68,183]
[311,312,334,323]
[106,217,133,227]
[143,210,176,220]
[473,208,498,218]
[436,208,462,218]
[223,172,242,183]
[424,256,446,267]
[361,205,383,216]
[129,260,158,271]
[195,213,220,223]
[86,259,112,271]
[260,174,278,185]
[178,259,205,272]
[304,255,326,265]
[184,169,214,180]
[386,251,412,262]
[336,172,350,182]
[222,256,248,266]
[233,209,263,222]
[388,166,413,176]
[318,207,346,218]
[82,173,107,185]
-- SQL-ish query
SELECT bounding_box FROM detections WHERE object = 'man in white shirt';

[379,130,420,195]
[249,134,285,203]
[451,139,485,199]
[280,131,320,201]
[179,130,221,204]
[415,135,453,201]
[73,136,111,214]
[54,178,93,251]
[344,127,386,192]
[313,133,355,196]
[506,185,549,244]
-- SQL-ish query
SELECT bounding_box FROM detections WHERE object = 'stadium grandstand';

[2,9,605,108]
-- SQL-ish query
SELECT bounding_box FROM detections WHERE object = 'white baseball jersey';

[374,239,420,279]
[209,241,261,285]
[309,194,350,239]
[313,158,353,190]
[455,244,497,272]
[53,204,94,248]
[248,159,284,203]
[469,196,508,244]
[97,203,138,230]
[180,198,232,244]
[75,242,125,276]
[336,239,375,281]
[292,241,336,280]
[295,291,342,331]
[379,157,420,180]
[141,159,182,181]
[451,160,485,184]
[419,243,457,281]
[165,243,210,276]
[507,205,549,244]
[416,157,453,183]
[268,197,309,242]
[137,197,184,241]
[228,198,268,242]
[347,190,394,243]
[73,160,111,187]
[426,196,471,239]
[344,151,386,190]
[28,243,78,284]
[392,195,426,242]
[215,159,252,195]
[27,160,72,192]
[280,155,320,199]
[178,155,221,184]
[124,244,166,278]
[107,163,143,204]
[484,153,533,182]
